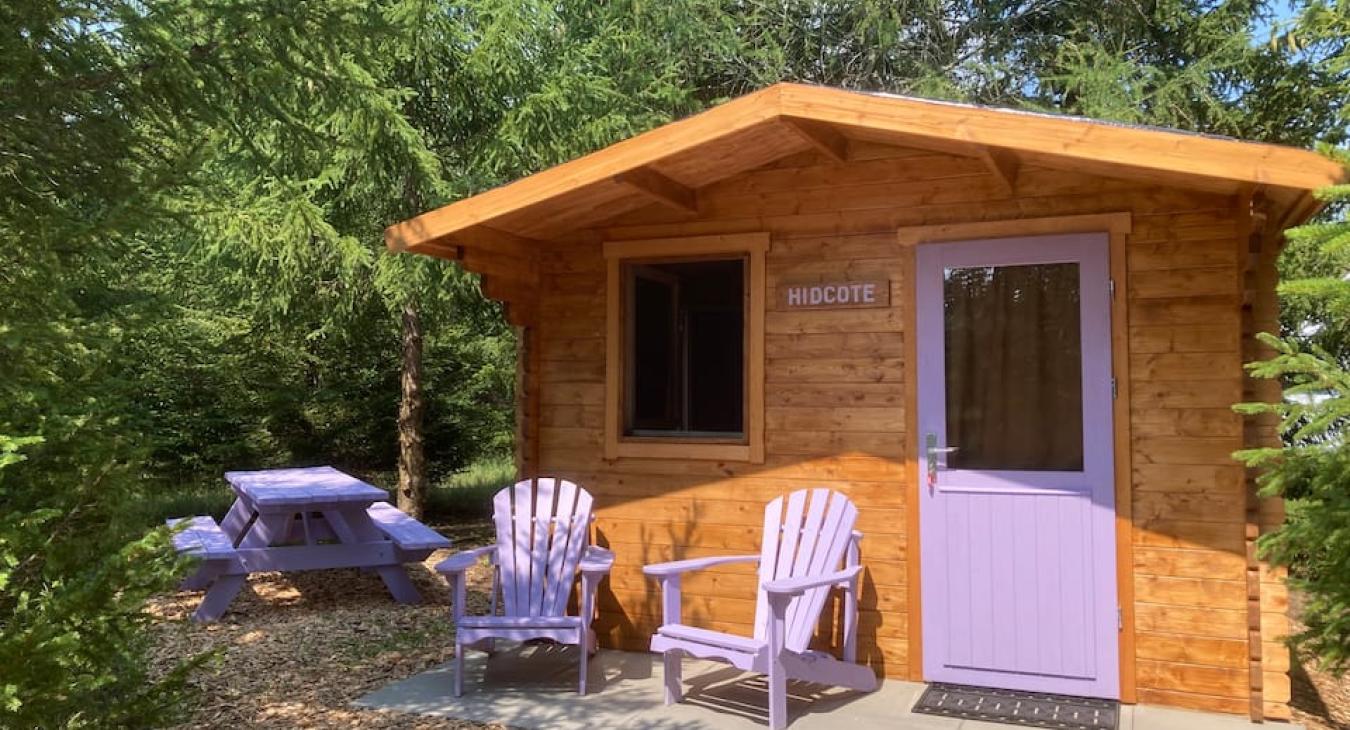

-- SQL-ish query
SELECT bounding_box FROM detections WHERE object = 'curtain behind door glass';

[943,263,1083,471]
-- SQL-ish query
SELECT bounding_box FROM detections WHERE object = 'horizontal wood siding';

[525,147,1280,714]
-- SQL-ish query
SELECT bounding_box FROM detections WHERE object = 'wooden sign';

[777,277,890,311]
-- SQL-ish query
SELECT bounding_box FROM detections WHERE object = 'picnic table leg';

[219,498,253,545]
[180,560,225,591]
[187,511,287,622]
[324,508,422,604]
[372,567,420,603]
[238,512,291,549]
[194,573,247,623]
[277,512,307,545]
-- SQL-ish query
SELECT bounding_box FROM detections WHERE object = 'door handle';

[925,433,958,491]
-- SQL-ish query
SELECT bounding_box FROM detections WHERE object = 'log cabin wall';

[1242,193,1294,721]
[524,143,1287,718]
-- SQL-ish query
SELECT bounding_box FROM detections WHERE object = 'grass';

[130,478,239,527]
[128,456,516,528]
[427,456,515,520]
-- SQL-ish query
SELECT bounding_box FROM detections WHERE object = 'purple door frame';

[916,232,1120,699]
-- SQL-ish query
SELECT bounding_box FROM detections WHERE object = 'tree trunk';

[397,302,427,519]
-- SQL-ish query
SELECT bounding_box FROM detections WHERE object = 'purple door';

[916,233,1119,699]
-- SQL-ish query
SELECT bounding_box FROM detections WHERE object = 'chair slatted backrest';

[753,489,858,653]
[492,478,594,618]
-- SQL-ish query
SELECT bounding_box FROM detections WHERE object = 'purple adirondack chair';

[435,478,613,696]
[644,488,876,729]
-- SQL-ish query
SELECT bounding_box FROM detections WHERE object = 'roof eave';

[386,82,1348,252]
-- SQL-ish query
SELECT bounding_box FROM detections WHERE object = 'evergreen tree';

[5,0,1350,722]
[0,1,471,723]
[1236,0,1350,671]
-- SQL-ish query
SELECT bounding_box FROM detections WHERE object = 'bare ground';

[1289,592,1350,730]
[147,520,500,729]
[149,522,1350,729]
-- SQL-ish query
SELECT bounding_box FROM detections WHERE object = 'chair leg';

[578,630,589,695]
[663,651,683,705]
[768,658,787,730]
[843,582,859,664]
[453,639,465,698]
[766,593,790,730]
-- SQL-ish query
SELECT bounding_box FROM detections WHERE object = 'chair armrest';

[642,554,759,578]
[763,565,862,597]
[580,546,615,575]
[434,545,496,574]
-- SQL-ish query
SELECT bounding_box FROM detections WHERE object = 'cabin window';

[624,258,745,437]
[603,234,767,462]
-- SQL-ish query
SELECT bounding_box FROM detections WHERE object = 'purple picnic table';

[170,466,452,622]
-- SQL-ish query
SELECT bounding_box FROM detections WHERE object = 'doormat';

[912,683,1118,730]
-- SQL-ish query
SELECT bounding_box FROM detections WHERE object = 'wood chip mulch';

[146,520,504,729]
[1289,592,1350,730]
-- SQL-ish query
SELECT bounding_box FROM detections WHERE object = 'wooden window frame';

[603,233,767,463]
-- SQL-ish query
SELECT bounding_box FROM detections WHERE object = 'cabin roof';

[387,83,1344,257]
[386,83,1346,324]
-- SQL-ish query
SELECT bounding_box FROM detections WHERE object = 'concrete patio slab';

[356,642,1300,730]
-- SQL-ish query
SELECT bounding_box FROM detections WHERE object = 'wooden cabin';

[386,84,1347,721]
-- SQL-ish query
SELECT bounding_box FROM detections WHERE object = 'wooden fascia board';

[383,86,782,251]
[613,166,698,213]
[780,116,850,162]
[777,84,1347,193]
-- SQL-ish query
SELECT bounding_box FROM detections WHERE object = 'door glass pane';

[943,263,1083,471]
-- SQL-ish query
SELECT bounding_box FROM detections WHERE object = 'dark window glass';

[625,258,745,437]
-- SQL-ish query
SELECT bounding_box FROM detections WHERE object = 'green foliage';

[0,2,482,726]
[1238,147,1350,672]
[0,436,202,727]
[427,457,518,519]
[1281,150,1350,361]
[1237,335,1350,671]
[4,0,1350,723]
[1036,1,1344,145]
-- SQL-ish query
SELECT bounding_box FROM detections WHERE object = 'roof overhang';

[386,83,1347,323]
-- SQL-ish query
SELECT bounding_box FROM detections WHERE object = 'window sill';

[609,439,758,463]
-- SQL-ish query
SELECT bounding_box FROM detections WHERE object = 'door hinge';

[1108,278,1116,299]
[1110,377,1118,399]
[1118,606,1124,631]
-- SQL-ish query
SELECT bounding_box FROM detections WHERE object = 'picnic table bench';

[169,466,452,622]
